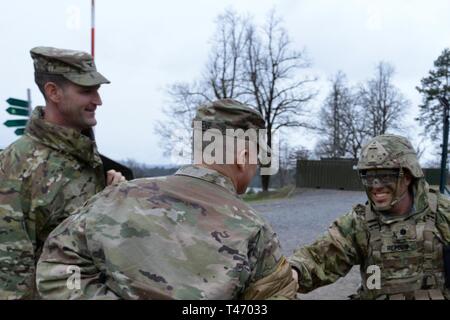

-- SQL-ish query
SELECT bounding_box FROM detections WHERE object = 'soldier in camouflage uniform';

[36,99,298,300]
[0,47,124,299]
[290,134,450,299]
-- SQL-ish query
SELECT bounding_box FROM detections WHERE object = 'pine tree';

[416,48,450,140]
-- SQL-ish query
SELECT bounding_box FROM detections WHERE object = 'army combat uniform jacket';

[0,107,105,299]
[289,179,450,299]
[36,165,297,299]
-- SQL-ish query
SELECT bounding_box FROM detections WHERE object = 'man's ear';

[44,82,62,103]
[403,171,413,187]
[236,148,248,172]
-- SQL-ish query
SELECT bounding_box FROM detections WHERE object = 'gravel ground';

[250,188,367,300]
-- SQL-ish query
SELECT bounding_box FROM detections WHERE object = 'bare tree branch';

[156,9,317,191]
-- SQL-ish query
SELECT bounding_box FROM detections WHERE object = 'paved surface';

[250,188,367,300]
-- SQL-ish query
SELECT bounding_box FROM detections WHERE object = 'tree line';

[316,63,410,160]
[154,8,450,191]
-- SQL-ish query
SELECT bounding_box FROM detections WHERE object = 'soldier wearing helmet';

[289,134,450,299]
[357,134,424,212]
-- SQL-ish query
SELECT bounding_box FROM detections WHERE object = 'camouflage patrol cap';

[30,46,110,86]
[193,99,265,133]
[357,134,424,178]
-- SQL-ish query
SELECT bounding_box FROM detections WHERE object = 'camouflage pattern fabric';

[192,99,268,160]
[36,165,297,300]
[30,46,110,86]
[289,175,450,299]
[290,134,450,299]
[0,106,105,299]
[193,99,265,133]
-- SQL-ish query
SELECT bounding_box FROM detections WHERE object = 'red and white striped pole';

[90,0,96,139]
[91,0,95,59]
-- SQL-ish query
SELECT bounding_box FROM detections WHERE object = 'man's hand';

[106,169,126,186]
[292,268,299,283]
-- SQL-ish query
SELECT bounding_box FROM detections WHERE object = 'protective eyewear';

[359,170,400,187]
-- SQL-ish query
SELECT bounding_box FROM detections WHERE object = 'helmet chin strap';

[369,167,407,212]
[389,187,409,206]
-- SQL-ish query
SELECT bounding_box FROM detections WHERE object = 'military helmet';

[357,134,423,178]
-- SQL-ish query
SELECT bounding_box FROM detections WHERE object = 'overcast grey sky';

[1,0,449,165]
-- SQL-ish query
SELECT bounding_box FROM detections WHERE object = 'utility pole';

[91,0,95,58]
[439,96,449,194]
[85,0,134,181]
[27,88,32,115]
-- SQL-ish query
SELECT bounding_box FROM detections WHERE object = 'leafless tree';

[155,9,248,159]
[278,138,291,187]
[340,99,370,159]
[155,82,207,159]
[278,139,311,187]
[156,9,317,191]
[315,71,353,158]
[205,10,250,101]
[243,10,317,190]
[357,62,410,137]
[315,71,372,160]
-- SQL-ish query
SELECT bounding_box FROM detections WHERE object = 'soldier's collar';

[378,205,416,224]
[25,106,102,167]
[175,165,236,194]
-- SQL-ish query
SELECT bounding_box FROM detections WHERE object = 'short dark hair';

[34,72,71,100]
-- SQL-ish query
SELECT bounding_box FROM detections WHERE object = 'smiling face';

[360,169,411,211]
[57,82,103,130]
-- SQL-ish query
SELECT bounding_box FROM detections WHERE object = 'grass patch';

[243,185,296,202]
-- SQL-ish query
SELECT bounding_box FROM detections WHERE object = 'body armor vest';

[358,189,449,300]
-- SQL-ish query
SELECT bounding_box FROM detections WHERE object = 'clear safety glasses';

[359,169,401,187]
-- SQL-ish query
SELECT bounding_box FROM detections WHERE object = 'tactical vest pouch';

[414,289,445,300]
[444,245,450,289]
